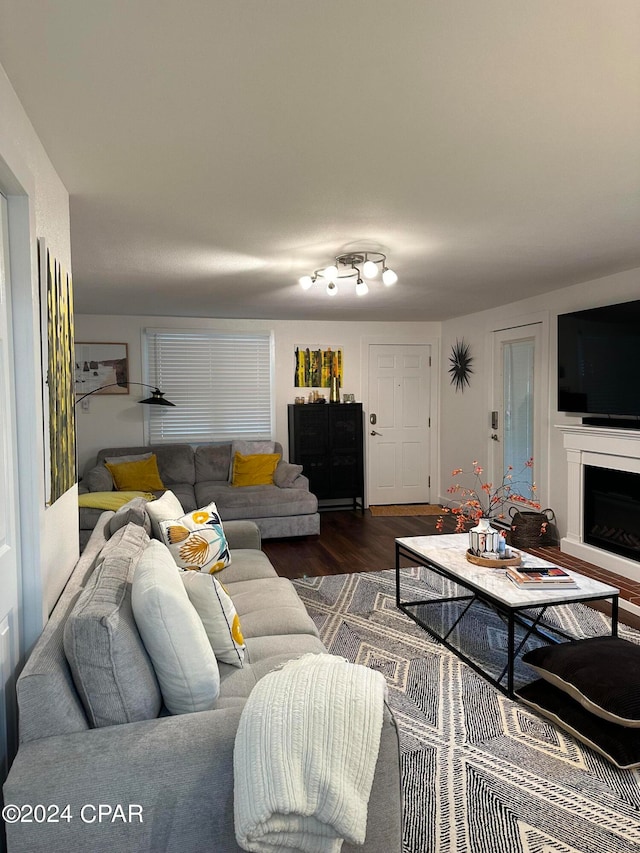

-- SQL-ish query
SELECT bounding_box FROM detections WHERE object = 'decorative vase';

[330,376,340,403]
[469,517,501,556]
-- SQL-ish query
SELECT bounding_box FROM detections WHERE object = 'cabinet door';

[329,405,361,451]
[294,405,328,452]
[329,452,361,497]
[288,405,330,496]
[329,405,363,497]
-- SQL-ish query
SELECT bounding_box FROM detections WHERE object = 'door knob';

[371,430,383,436]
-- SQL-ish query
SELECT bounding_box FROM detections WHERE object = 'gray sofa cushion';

[108,497,153,538]
[83,464,114,492]
[217,635,326,700]
[64,524,162,727]
[195,443,233,482]
[95,444,196,486]
[215,549,277,583]
[16,514,116,743]
[194,483,318,519]
[224,577,320,638]
[104,452,153,466]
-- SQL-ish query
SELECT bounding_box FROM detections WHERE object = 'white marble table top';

[396,533,619,609]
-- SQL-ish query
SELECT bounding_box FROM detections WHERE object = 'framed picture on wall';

[74,342,129,396]
[294,346,343,388]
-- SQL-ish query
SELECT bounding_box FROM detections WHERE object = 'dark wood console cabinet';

[288,403,364,510]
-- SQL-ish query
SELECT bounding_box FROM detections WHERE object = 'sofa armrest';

[4,702,402,853]
[223,519,261,551]
[4,706,245,853]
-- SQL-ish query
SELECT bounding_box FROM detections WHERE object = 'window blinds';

[144,329,273,443]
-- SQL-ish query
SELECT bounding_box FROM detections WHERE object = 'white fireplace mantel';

[556,424,640,588]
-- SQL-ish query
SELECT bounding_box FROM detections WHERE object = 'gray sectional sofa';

[79,441,320,549]
[3,511,402,853]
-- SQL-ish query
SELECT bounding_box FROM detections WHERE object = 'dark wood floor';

[262,510,459,579]
[262,509,640,630]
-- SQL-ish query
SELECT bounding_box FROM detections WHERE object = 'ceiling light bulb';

[299,275,314,290]
[326,281,338,296]
[382,267,398,286]
[355,279,369,296]
[323,265,338,282]
[363,260,378,278]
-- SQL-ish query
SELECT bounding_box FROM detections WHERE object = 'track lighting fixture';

[298,251,397,296]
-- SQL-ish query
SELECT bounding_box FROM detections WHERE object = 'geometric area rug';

[292,568,640,853]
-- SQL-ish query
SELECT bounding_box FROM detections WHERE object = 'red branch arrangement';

[436,458,542,533]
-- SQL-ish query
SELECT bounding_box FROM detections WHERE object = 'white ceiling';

[1,1,639,321]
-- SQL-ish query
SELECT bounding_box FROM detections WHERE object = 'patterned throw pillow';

[231,453,281,487]
[159,502,231,573]
[105,454,165,491]
[181,572,245,667]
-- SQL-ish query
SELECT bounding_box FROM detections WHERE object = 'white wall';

[0,66,76,643]
[74,315,440,478]
[440,265,640,539]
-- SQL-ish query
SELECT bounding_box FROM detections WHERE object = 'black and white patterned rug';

[292,568,640,853]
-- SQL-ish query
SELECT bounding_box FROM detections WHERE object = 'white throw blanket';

[233,653,387,853]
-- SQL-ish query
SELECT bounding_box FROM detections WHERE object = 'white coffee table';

[395,533,620,696]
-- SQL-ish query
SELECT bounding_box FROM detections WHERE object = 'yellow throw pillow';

[105,455,165,491]
[231,452,281,487]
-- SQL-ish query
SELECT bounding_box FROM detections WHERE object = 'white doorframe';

[0,136,47,645]
[0,191,21,788]
[489,313,550,512]
[360,334,441,507]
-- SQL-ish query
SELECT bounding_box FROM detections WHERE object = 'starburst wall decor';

[448,338,473,391]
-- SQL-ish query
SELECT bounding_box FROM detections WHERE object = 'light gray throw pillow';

[63,523,162,727]
[103,452,153,465]
[83,463,114,492]
[273,460,303,488]
[132,540,220,714]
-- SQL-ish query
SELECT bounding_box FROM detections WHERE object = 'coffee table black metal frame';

[395,537,620,698]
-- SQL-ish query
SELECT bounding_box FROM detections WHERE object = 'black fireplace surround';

[584,465,640,563]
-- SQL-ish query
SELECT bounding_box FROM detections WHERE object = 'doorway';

[0,192,20,791]
[490,323,547,512]
[367,343,431,505]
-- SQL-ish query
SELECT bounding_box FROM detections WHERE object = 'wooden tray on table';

[465,549,522,568]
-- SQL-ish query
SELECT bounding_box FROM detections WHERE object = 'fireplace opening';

[584,465,640,563]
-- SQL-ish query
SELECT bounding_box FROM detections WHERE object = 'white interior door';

[367,343,431,505]
[0,192,20,786]
[491,323,547,514]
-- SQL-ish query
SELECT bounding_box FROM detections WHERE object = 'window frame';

[142,327,275,445]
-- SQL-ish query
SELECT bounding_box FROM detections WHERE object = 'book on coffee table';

[506,566,578,588]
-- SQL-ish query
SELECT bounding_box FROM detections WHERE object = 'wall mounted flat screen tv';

[557,298,640,417]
